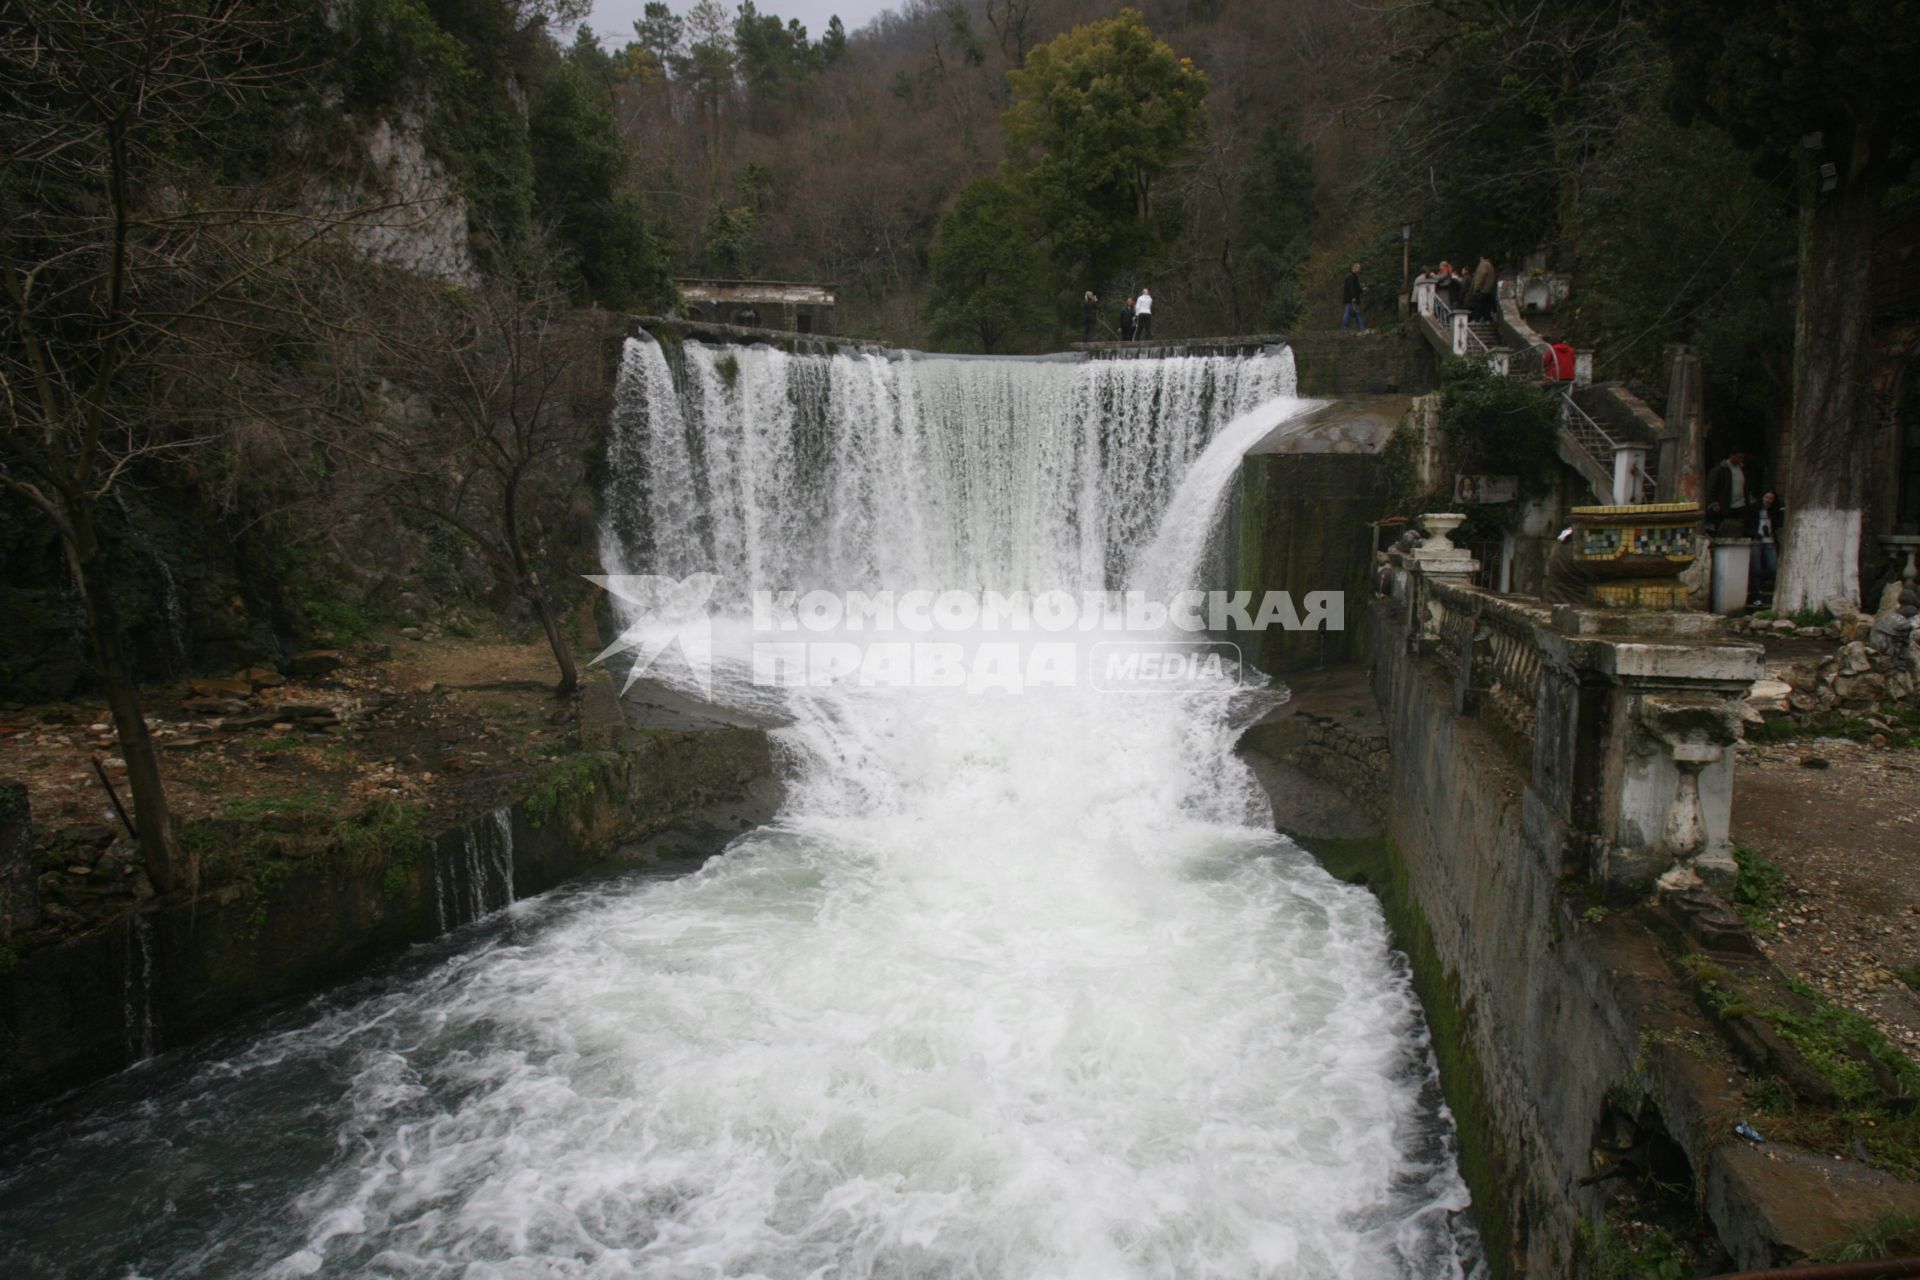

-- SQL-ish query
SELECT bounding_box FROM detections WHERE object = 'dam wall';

[1334,548,1920,1272]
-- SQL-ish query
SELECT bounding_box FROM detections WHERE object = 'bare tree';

[0,2,358,892]
[360,252,602,697]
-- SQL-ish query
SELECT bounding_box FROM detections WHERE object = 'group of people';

[1706,449,1785,606]
[1340,254,1499,331]
[1083,288,1155,342]
[1417,256,1499,323]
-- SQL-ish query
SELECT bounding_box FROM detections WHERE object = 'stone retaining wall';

[0,719,776,1114]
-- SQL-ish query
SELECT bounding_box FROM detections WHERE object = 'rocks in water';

[287,649,345,678]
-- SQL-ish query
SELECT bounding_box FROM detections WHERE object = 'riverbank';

[1242,663,1920,1275]
[0,629,779,1114]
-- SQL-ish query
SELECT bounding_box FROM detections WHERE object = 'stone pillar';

[1664,345,1705,505]
[1588,642,1759,901]
[1710,538,1755,614]
[1612,445,1648,505]
[1573,350,1595,387]
[1,780,38,938]
[1414,279,1436,317]
[1413,513,1479,580]
[1487,347,1512,377]
[1450,312,1470,356]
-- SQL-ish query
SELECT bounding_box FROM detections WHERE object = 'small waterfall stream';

[432,806,518,932]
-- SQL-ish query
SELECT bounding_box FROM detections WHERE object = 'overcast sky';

[582,0,902,46]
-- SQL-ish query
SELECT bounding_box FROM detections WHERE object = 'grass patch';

[1578,1214,1707,1280]
[219,787,339,822]
[1731,844,1786,931]
[1812,1210,1920,1262]
[304,597,385,642]
[253,735,303,758]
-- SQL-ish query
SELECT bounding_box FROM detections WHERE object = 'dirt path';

[1732,737,1920,1057]
[0,630,578,928]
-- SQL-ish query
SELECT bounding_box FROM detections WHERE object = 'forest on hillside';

[558,0,1806,446]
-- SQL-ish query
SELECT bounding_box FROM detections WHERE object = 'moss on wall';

[1295,831,1518,1280]
[1234,453,1388,675]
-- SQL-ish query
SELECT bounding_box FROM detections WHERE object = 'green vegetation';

[1385,357,1560,538]
[524,756,604,829]
[928,179,1047,352]
[220,787,342,823]
[1578,1214,1706,1280]
[1812,1211,1920,1263]
[1731,845,1786,932]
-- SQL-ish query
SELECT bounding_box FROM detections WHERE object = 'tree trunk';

[1775,145,1884,613]
[61,500,184,893]
[529,584,581,698]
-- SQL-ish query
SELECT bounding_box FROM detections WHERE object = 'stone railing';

[1379,517,1761,899]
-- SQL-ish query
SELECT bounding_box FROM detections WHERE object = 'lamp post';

[1401,223,1412,290]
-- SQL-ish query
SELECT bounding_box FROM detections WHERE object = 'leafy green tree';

[1238,125,1317,330]
[529,57,674,310]
[929,178,1046,352]
[818,15,847,66]
[1002,9,1208,289]
[1565,106,1791,455]
[734,1,817,123]
[1644,0,1920,609]
[701,203,760,276]
[632,0,684,79]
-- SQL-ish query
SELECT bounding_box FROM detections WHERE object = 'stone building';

[675,279,837,335]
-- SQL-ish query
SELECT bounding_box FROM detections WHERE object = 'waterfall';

[122,909,155,1062]
[0,339,1480,1280]
[433,806,518,933]
[601,338,1298,604]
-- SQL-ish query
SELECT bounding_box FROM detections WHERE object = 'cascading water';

[0,338,1480,1279]
[432,806,519,933]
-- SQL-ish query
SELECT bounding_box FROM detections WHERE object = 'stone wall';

[1349,555,1920,1273]
[1229,399,1401,675]
[1077,326,1439,397]
[0,717,776,1113]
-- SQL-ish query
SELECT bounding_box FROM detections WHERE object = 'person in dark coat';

[1705,450,1754,535]
[1119,294,1136,341]
[1341,263,1365,329]
[1082,290,1099,342]
[1468,255,1497,323]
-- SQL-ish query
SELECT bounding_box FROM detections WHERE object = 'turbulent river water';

[0,340,1481,1278]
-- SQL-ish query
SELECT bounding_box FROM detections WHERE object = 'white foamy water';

[0,340,1477,1279]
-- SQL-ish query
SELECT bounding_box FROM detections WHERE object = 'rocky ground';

[1732,734,1920,1061]
[0,629,579,933]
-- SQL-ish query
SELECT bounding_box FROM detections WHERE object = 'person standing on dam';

[1133,286,1154,339]
[1341,262,1366,329]
[1082,290,1100,342]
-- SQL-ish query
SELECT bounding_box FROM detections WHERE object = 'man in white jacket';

[1133,286,1154,340]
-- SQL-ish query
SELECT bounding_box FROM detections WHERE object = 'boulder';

[241,666,286,690]
[1744,679,1793,714]
[188,676,252,699]
[1832,672,1887,704]
[1839,640,1873,676]
[287,649,346,678]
